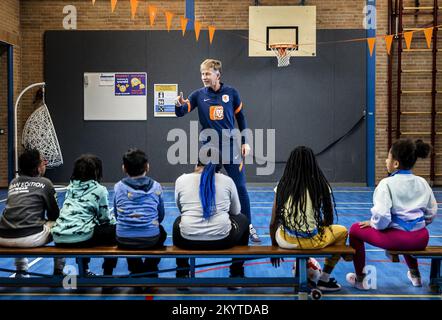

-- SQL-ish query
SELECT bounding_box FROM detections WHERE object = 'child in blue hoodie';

[113,149,166,277]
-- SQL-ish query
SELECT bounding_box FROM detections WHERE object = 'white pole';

[14,82,45,178]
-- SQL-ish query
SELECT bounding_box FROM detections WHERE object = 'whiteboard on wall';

[83,72,147,120]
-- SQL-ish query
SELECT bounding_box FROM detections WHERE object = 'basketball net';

[270,44,296,67]
[22,103,63,168]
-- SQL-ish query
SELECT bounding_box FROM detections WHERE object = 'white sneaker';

[249,224,261,243]
[346,272,356,285]
[346,272,369,290]
[407,271,422,287]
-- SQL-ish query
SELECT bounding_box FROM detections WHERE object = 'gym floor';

[0,186,441,300]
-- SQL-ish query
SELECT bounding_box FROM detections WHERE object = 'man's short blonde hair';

[200,59,222,74]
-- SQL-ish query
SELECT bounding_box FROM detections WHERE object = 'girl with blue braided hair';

[173,149,249,280]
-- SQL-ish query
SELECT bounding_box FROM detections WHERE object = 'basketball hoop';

[269,43,297,67]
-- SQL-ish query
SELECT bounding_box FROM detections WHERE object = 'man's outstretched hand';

[175,91,185,107]
[241,143,251,157]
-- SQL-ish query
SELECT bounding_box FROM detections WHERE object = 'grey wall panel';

[329,30,366,182]
[44,30,366,184]
[144,31,209,183]
[44,31,150,183]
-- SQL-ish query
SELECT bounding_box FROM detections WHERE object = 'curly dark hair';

[390,139,431,170]
[71,154,103,182]
[18,148,42,177]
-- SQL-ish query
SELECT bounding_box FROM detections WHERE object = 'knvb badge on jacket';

[210,106,224,120]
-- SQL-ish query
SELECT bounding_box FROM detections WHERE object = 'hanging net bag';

[22,102,63,168]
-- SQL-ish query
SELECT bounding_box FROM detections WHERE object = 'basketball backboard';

[249,6,316,57]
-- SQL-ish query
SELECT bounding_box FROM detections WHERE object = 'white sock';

[319,272,330,282]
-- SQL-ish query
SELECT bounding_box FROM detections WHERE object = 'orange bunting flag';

[165,11,174,32]
[385,35,394,55]
[367,37,376,57]
[424,27,434,49]
[180,17,188,36]
[148,5,157,27]
[208,26,216,44]
[130,0,138,19]
[194,20,201,41]
[111,0,117,13]
[404,31,413,49]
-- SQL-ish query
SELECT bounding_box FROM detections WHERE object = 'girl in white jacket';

[347,139,437,290]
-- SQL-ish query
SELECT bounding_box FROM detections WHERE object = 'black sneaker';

[176,274,190,291]
[227,285,242,290]
[103,268,114,276]
[133,286,148,294]
[145,268,159,278]
[14,271,30,278]
[249,225,261,243]
[227,274,244,290]
[307,279,317,288]
[84,270,96,277]
[316,277,342,292]
[53,269,66,277]
[130,271,146,278]
[102,287,115,294]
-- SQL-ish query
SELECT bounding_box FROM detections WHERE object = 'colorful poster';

[154,84,178,117]
[115,73,146,96]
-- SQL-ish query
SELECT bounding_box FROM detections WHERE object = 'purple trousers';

[349,223,429,276]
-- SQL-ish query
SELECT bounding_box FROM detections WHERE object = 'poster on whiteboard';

[154,84,178,117]
[115,73,146,96]
[84,72,147,120]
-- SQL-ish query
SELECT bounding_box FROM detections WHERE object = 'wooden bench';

[0,245,354,297]
[387,246,442,293]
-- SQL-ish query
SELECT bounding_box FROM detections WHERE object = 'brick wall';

[0,51,8,187]
[195,0,366,29]
[0,0,20,187]
[387,0,442,184]
[376,0,389,183]
[0,0,20,40]
[9,0,433,185]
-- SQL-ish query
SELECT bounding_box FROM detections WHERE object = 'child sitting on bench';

[269,146,348,292]
[347,139,437,289]
[173,149,249,280]
[113,148,166,277]
[51,154,117,276]
[0,148,65,277]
